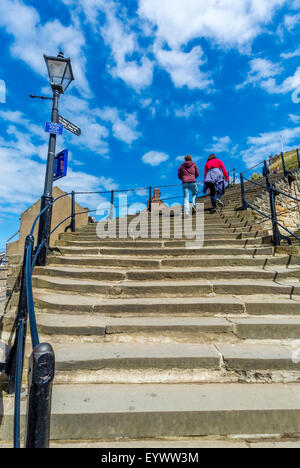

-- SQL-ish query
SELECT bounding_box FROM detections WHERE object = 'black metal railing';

[240,168,300,246]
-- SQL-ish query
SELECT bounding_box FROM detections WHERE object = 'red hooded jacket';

[178,161,199,184]
[204,158,229,181]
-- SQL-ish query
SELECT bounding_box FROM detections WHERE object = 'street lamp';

[37,52,74,266]
[44,52,74,94]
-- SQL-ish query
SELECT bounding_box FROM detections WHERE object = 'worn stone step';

[161,256,296,268]
[58,238,272,248]
[232,318,300,340]
[56,246,274,257]
[36,314,300,341]
[34,292,245,315]
[34,266,300,282]
[60,231,270,241]
[36,315,232,336]
[33,292,300,316]
[47,254,298,270]
[53,342,220,372]
[244,298,300,315]
[217,343,300,371]
[47,256,162,269]
[32,276,300,298]
[2,384,300,440]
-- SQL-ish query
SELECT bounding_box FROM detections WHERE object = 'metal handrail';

[240,171,300,246]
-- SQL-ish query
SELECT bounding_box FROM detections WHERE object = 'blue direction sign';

[45,122,64,135]
[53,149,68,181]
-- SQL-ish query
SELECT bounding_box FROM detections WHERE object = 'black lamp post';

[36,52,74,266]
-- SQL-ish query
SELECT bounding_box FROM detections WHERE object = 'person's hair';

[208,154,217,161]
[185,155,192,161]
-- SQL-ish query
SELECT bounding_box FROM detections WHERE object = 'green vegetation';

[270,149,299,172]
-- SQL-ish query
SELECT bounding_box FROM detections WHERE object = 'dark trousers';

[206,183,222,208]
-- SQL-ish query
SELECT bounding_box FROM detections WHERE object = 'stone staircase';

[1,187,300,447]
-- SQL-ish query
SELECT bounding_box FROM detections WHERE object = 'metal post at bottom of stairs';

[25,343,55,449]
[297,149,300,170]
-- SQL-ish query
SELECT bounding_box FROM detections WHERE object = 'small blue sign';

[53,149,68,181]
[45,122,64,135]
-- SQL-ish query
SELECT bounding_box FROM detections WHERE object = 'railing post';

[70,191,76,232]
[109,190,114,220]
[281,152,288,177]
[240,174,248,210]
[5,235,33,394]
[233,169,236,185]
[267,181,282,247]
[25,343,55,448]
[148,186,152,213]
[297,149,300,170]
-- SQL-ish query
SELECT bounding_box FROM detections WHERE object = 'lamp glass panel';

[47,59,67,85]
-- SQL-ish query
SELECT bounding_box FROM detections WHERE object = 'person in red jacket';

[178,155,199,215]
[204,154,229,213]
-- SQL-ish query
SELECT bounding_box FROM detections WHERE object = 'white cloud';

[142,151,169,166]
[241,126,300,167]
[154,44,212,90]
[236,58,283,90]
[0,0,91,97]
[237,58,300,95]
[138,0,287,51]
[66,0,154,91]
[284,13,300,30]
[206,136,233,153]
[174,102,211,118]
[0,111,119,215]
[98,107,141,145]
[281,46,300,59]
[289,114,300,123]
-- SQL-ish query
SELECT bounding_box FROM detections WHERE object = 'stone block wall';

[250,169,300,235]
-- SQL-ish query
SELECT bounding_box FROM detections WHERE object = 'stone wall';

[250,169,300,235]
[4,186,89,313]
[0,265,6,298]
[6,186,89,257]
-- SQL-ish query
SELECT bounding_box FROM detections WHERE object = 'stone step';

[2,384,300,440]
[80,221,258,234]
[55,246,274,257]
[53,342,221,372]
[47,254,297,269]
[32,276,300,298]
[34,292,245,315]
[33,292,300,316]
[60,230,270,241]
[33,265,300,282]
[36,314,300,340]
[216,343,300,371]
[58,238,272,248]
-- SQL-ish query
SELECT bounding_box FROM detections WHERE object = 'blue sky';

[0,0,299,246]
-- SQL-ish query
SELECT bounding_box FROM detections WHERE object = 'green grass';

[270,149,299,172]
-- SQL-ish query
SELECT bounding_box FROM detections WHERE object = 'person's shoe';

[192,206,197,215]
[210,208,217,214]
[216,198,224,208]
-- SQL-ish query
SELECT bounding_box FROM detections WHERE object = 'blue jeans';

[182,183,198,214]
